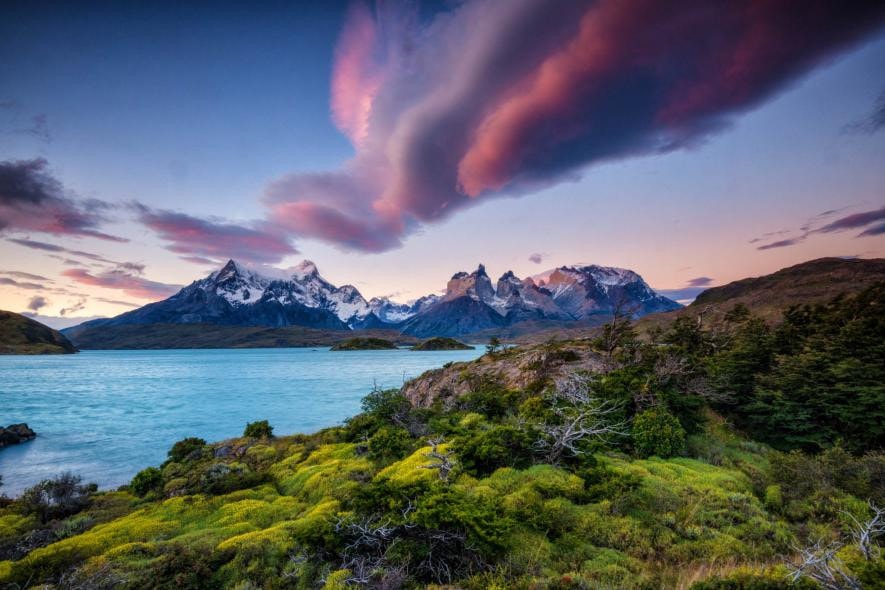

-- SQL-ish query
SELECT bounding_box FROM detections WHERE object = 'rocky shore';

[0,424,36,448]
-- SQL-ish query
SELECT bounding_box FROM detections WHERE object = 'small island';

[330,337,398,351]
[411,337,474,351]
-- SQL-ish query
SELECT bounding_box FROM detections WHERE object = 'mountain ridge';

[64,259,679,345]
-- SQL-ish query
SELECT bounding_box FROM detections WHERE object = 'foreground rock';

[0,423,37,448]
[402,341,604,407]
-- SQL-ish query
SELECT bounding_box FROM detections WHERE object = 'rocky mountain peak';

[293,259,319,278]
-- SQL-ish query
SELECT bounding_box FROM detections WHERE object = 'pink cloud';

[135,204,297,264]
[62,268,181,300]
[264,0,885,252]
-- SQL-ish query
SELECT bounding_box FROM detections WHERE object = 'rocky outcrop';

[0,423,36,448]
[401,343,604,408]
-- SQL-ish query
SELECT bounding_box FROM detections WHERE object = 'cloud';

[528,253,546,265]
[0,158,125,241]
[62,268,182,300]
[22,313,106,329]
[95,297,139,308]
[813,206,885,234]
[686,277,714,287]
[27,295,48,311]
[0,270,50,281]
[844,89,885,134]
[264,0,885,252]
[6,237,117,264]
[179,255,218,265]
[0,277,45,289]
[858,222,885,237]
[656,286,708,303]
[757,236,807,250]
[134,203,298,264]
[59,298,86,316]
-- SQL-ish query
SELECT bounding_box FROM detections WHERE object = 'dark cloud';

[62,268,182,300]
[686,277,714,287]
[813,206,885,234]
[0,277,45,289]
[858,222,885,237]
[59,298,86,316]
[0,158,125,241]
[27,295,48,311]
[6,237,116,264]
[95,297,139,308]
[134,203,297,264]
[264,0,885,252]
[528,253,545,265]
[844,90,885,134]
[0,270,50,281]
[757,236,807,251]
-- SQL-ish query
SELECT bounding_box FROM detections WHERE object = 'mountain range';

[63,259,680,344]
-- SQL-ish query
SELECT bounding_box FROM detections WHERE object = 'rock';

[214,445,233,458]
[0,423,37,448]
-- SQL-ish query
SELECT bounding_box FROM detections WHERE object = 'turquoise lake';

[0,347,483,495]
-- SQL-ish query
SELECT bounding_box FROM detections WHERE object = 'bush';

[167,437,206,463]
[457,424,535,476]
[367,426,413,463]
[632,408,686,458]
[243,420,273,439]
[19,472,96,523]
[130,467,164,497]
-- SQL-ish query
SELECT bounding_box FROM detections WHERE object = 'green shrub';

[167,437,206,463]
[456,424,535,476]
[130,467,164,497]
[243,420,273,439]
[632,408,686,458]
[367,426,413,463]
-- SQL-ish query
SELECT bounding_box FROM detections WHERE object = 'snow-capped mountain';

[65,259,680,339]
[399,263,680,337]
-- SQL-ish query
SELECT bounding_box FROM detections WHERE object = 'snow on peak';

[292,259,318,278]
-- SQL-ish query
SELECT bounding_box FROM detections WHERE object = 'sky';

[1,0,884,327]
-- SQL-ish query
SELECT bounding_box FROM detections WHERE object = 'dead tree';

[534,374,627,464]
[787,501,883,589]
[418,436,457,482]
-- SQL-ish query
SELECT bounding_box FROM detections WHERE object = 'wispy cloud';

[844,89,885,135]
[62,268,182,300]
[264,0,885,252]
[0,269,51,281]
[0,277,44,289]
[755,205,884,250]
[0,158,124,241]
[134,203,297,265]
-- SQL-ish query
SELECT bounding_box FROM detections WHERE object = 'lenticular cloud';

[266,0,885,252]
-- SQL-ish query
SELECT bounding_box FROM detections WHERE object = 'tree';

[130,467,163,497]
[486,336,502,355]
[243,420,274,439]
[632,407,685,458]
[534,374,626,464]
[167,437,206,463]
[20,472,96,523]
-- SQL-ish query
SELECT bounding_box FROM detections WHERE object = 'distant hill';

[331,337,398,351]
[692,257,885,316]
[0,311,77,354]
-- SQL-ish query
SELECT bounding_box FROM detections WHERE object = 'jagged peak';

[498,270,519,282]
[292,259,318,278]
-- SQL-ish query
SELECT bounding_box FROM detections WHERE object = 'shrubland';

[0,284,882,589]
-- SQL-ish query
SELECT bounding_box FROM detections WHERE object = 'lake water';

[0,347,482,495]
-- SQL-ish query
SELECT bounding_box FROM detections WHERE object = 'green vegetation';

[0,311,77,355]
[244,421,274,439]
[411,337,473,351]
[331,337,398,351]
[1,284,882,588]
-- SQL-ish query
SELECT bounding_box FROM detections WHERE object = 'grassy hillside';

[1,284,882,588]
[0,311,77,355]
[411,337,473,351]
[63,323,418,350]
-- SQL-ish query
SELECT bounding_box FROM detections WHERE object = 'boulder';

[0,423,37,448]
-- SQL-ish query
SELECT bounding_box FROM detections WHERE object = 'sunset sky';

[2,0,884,327]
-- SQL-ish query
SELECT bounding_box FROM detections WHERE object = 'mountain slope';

[0,311,77,354]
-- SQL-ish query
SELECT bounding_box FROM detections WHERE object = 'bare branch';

[418,436,457,482]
